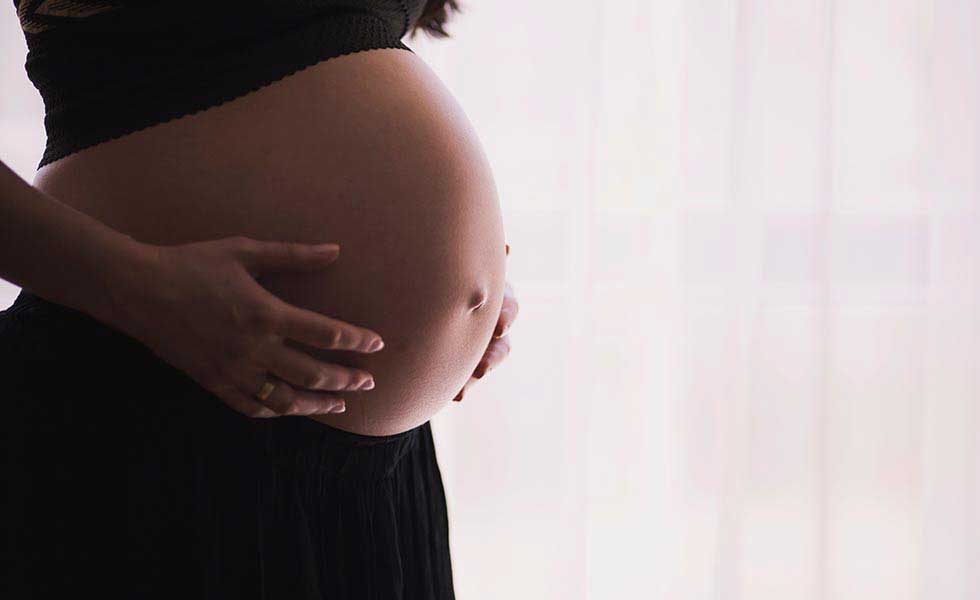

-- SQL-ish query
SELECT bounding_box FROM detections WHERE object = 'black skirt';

[1,289,455,599]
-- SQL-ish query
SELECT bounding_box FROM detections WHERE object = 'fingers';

[261,344,375,392]
[230,236,385,352]
[452,334,511,404]
[214,344,365,418]
[220,388,280,419]
[453,334,513,403]
[474,335,511,379]
[455,251,512,405]
[270,297,385,352]
[234,237,341,275]
[245,374,347,416]
[493,282,519,338]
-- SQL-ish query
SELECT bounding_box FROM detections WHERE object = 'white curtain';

[2,2,977,598]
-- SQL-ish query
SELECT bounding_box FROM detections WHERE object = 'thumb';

[236,239,340,275]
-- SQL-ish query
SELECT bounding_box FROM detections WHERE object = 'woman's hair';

[409,0,462,39]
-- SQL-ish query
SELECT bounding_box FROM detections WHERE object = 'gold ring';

[256,379,278,402]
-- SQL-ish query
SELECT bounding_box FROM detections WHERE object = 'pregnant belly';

[32,48,507,436]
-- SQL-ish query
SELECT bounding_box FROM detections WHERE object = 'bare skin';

[453,271,518,402]
[31,48,514,435]
[0,159,389,418]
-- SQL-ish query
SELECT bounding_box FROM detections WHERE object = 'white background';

[3,1,978,598]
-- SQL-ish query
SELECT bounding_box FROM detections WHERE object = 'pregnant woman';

[0,1,519,598]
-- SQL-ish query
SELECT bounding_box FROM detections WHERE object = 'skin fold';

[32,48,509,436]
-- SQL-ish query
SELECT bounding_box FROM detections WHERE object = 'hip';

[1,290,455,598]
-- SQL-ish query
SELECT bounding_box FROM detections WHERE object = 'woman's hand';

[104,236,385,419]
[452,244,519,402]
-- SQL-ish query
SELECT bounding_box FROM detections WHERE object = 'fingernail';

[316,243,340,254]
[360,378,375,390]
[473,362,490,379]
[368,338,384,352]
[452,392,463,402]
[493,324,504,338]
[505,244,510,256]
[330,402,346,413]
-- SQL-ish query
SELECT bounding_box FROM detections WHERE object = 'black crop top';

[13,0,426,169]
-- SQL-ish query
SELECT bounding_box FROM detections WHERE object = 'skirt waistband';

[7,288,101,320]
[4,287,145,346]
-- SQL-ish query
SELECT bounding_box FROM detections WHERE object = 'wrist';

[86,236,162,332]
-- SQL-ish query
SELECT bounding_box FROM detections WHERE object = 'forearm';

[0,159,152,322]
